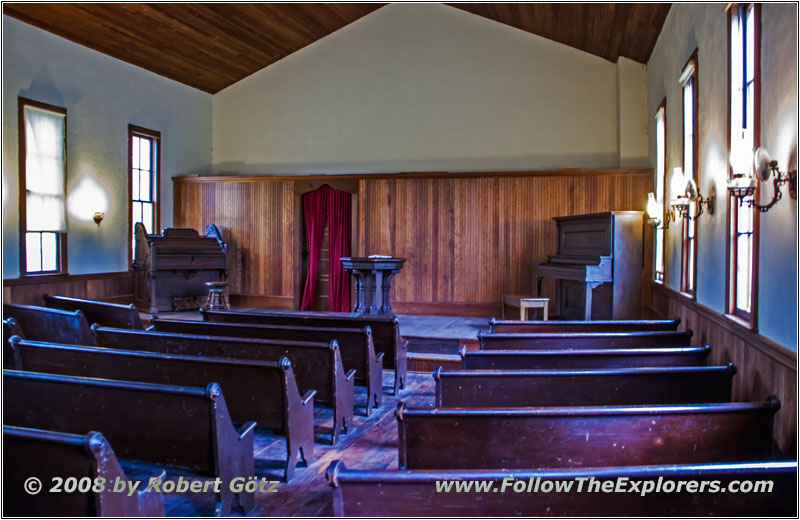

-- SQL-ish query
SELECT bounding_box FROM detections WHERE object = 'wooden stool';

[205,281,230,310]
[502,295,549,321]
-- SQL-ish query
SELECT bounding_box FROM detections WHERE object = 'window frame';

[679,50,699,299]
[725,3,760,330]
[18,97,69,277]
[654,98,667,284]
[128,124,161,268]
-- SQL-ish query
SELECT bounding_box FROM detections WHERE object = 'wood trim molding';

[173,168,654,184]
[228,294,295,309]
[3,271,133,287]
[649,281,796,369]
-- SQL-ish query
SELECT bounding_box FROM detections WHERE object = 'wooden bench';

[500,295,549,320]
[8,338,314,482]
[4,425,165,517]
[201,308,408,395]
[93,325,354,444]
[153,318,382,415]
[326,460,798,517]
[434,364,736,408]
[3,369,255,516]
[479,330,693,350]
[461,345,712,370]
[3,303,95,345]
[396,398,779,470]
[44,294,144,329]
[3,318,24,369]
[489,316,682,333]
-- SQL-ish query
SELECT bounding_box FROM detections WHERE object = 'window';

[679,52,698,297]
[654,100,667,283]
[727,4,760,326]
[19,98,68,275]
[129,125,161,263]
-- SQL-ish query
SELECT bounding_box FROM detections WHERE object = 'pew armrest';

[345,369,357,382]
[145,325,155,332]
[301,390,317,406]
[237,420,257,440]
[401,339,409,351]
[376,352,386,365]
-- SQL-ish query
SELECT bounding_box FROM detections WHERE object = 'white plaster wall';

[647,3,797,350]
[617,57,649,167]
[2,16,212,278]
[212,3,622,175]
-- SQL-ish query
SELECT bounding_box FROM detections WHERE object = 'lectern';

[340,257,406,316]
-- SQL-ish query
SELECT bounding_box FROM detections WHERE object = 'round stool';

[205,281,230,310]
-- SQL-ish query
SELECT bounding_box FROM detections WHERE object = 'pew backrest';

[201,308,407,393]
[461,345,712,370]
[44,294,144,329]
[396,398,779,470]
[151,318,382,414]
[478,330,694,350]
[3,425,165,517]
[434,364,736,408]
[326,460,797,517]
[488,316,682,333]
[3,369,255,515]
[3,303,95,345]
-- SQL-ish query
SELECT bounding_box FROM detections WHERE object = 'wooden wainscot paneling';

[358,169,653,317]
[3,271,135,306]
[173,176,296,305]
[649,282,797,456]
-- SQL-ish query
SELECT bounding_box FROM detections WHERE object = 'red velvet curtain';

[300,185,351,311]
[327,187,351,312]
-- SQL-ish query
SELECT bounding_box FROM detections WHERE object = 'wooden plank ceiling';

[3,3,671,94]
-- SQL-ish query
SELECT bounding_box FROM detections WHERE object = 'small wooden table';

[502,295,549,321]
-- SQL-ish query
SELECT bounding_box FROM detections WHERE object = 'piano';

[536,211,643,320]
[132,224,228,316]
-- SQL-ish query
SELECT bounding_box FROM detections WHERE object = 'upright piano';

[133,224,227,316]
[536,211,643,320]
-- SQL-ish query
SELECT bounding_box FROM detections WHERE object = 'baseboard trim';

[229,294,295,309]
[391,301,500,318]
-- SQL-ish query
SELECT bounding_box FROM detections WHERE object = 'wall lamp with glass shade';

[728,147,797,212]
[646,192,673,229]
[668,167,714,221]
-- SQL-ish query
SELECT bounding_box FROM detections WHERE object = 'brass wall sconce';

[670,168,714,221]
[728,147,797,212]
[93,212,104,226]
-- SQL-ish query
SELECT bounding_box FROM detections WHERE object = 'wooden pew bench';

[201,308,408,395]
[461,345,712,369]
[489,316,682,333]
[479,330,694,350]
[3,425,165,517]
[44,294,144,329]
[396,398,780,470]
[153,318,382,415]
[3,318,24,369]
[4,369,255,516]
[434,364,736,408]
[326,460,798,517]
[93,325,354,444]
[3,303,95,345]
[8,338,314,481]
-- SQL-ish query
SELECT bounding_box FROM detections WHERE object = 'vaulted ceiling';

[3,3,671,94]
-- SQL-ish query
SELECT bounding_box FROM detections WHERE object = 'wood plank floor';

[161,370,434,516]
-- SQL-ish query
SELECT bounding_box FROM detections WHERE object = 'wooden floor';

[162,370,434,516]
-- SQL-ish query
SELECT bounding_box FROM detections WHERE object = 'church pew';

[3,303,95,345]
[201,308,408,395]
[4,425,166,517]
[44,294,144,329]
[478,330,693,350]
[461,345,712,370]
[8,337,314,481]
[488,316,681,333]
[326,460,798,517]
[152,318,382,415]
[434,364,736,408]
[4,369,255,516]
[3,318,24,369]
[92,325,354,444]
[396,398,780,470]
